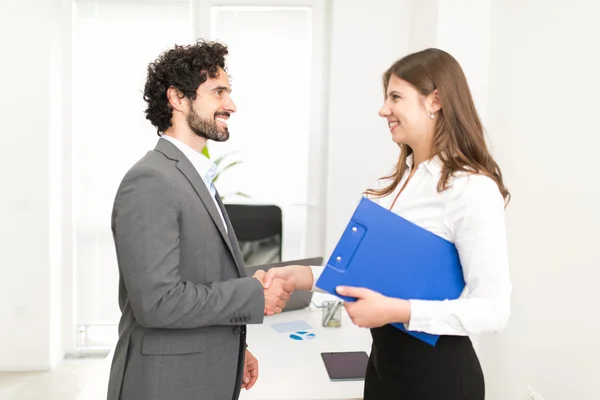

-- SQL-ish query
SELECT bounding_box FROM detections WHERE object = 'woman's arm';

[262,264,317,291]
[405,174,512,336]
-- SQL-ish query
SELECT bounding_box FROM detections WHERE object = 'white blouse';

[311,154,512,336]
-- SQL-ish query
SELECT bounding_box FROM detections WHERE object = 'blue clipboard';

[316,197,465,345]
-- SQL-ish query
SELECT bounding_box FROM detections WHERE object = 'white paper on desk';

[270,320,313,333]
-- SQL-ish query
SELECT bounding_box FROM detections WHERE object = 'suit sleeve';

[112,165,265,329]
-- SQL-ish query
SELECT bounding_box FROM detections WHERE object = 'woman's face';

[378,74,437,148]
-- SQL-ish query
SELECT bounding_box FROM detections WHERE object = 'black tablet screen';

[320,351,369,381]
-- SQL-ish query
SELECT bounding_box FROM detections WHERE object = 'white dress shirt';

[160,135,227,233]
[311,154,511,336]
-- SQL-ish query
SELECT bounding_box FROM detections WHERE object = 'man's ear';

[166,87,187,113]
[429,89,442,114]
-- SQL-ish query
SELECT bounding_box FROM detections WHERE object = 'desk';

[239,293,372,400]
[77,293,372,400]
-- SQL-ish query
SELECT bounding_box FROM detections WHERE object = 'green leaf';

[213,160,243,184]
[234,191,251,198]
[220,191,251,201]
[201,146,210,159]
[213,150,240,167]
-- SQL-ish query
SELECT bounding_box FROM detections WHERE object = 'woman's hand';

[336,286,411,328]
[262,265,315,291]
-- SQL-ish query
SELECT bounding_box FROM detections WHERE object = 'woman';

[264,48,511,399]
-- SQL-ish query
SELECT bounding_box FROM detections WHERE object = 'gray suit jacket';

[107,138,265,400]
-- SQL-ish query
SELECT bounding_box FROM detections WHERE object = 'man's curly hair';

[143,39,229,135]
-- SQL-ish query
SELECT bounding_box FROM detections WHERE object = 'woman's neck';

[411,146,434,167]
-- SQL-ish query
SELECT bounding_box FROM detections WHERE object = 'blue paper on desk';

[270,320,313,333]
[315,197,465,346]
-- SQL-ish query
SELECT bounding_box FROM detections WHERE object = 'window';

[71,0,191,348]
[206,6,314,260]
[70,0,329,350]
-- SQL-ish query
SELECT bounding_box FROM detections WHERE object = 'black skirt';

[364,325,484,400]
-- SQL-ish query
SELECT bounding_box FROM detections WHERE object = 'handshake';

[252,265,314,316]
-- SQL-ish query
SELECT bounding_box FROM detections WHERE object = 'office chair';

[224,204,282,266]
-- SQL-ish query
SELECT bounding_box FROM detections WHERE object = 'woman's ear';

[429,89,442,114]
[166,87,187,113]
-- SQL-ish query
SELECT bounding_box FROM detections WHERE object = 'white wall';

[324,0,410,253]
[435,0,491,125]
[479,1,600,399]
[323,0,494,248]
[0,0,70,371]
[324,0,493,253]
[49,0,73,368]
[407,0,438,52]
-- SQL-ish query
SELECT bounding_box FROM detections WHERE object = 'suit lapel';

[215,191,247,277]
[155,139,236,260]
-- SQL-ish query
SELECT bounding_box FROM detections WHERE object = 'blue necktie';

[205,164,217,199]
[205,164,228,233]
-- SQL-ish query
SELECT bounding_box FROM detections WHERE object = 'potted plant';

[203,146,250,201]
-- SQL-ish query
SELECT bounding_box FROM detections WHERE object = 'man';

[107,40,294,400]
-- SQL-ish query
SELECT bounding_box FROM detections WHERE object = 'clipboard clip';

[327,220,366,272]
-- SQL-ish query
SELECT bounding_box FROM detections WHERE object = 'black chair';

[224,204,282,266]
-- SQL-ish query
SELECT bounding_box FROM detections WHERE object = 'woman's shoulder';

[447,171,504,207]
[363,178,385,203]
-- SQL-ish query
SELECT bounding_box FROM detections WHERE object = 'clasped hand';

[253,270,294,316]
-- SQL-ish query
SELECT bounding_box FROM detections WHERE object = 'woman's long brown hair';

[365,48,510,206]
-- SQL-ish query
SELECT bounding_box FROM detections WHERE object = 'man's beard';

[187,104,230,142]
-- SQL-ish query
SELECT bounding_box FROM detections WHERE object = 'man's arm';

[113,166,288,329]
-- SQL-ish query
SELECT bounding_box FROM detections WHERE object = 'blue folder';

[316,197,465,345]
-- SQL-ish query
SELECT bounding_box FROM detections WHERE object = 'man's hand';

[253,270,294,316]
[253,269,267,283]
[241,349,258,390]
[264,278,294,315]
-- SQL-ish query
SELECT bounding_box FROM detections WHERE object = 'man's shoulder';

[114,149,178,196]
[124,148,175,178]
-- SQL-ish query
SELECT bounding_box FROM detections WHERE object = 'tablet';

[320,351,369,381]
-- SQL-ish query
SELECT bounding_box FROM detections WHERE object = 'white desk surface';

[240,292,372,400]
[77,293,372,400]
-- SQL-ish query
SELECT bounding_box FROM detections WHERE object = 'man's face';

[187,66,236,142]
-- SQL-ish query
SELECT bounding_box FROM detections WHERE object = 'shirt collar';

[160,135,217,184]
[405,153,443,175]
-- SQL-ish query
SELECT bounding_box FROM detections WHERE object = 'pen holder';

[321,300,343,328]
